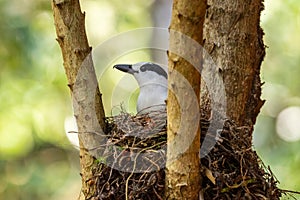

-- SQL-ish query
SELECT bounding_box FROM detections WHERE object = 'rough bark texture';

[203,0,265,128]
[51,0,106,199]
[200,0,278,198]
[165,0,206,199]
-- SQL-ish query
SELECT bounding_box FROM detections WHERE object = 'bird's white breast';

[137,84,167,113]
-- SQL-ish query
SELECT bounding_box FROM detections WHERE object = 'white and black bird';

[65,62,168,147]
[114,62,168,113]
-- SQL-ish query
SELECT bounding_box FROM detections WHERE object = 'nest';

[201,119,281,199]
[90,110,281,200]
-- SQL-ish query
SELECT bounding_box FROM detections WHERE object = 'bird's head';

[113,62,167,87]
[114,62,168,113]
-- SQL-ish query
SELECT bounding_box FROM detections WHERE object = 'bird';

[114,62,168,113]
[65,62,168,148]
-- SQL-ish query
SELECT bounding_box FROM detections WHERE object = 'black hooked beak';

[113,64,138,74]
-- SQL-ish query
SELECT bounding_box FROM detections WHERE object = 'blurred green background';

[0,0,299,199]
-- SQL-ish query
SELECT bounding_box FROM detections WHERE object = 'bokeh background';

[0,0,299,199]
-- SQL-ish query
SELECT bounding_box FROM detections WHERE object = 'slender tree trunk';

[165,0,207,199]
[51,0,106,199]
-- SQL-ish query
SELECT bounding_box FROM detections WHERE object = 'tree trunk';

[165,0,207,199]
[203,0,265,128]
[51,0,106,199]
[200,0,281,199]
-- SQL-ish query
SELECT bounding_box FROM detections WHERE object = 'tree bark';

[51,0,106,199]
[200,0,276,198]
[203,0,265,128]
[165,0,206,199]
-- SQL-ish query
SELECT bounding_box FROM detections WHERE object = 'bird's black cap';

[140,63,167,79]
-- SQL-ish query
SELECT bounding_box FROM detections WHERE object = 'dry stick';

[125,141,165,200]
